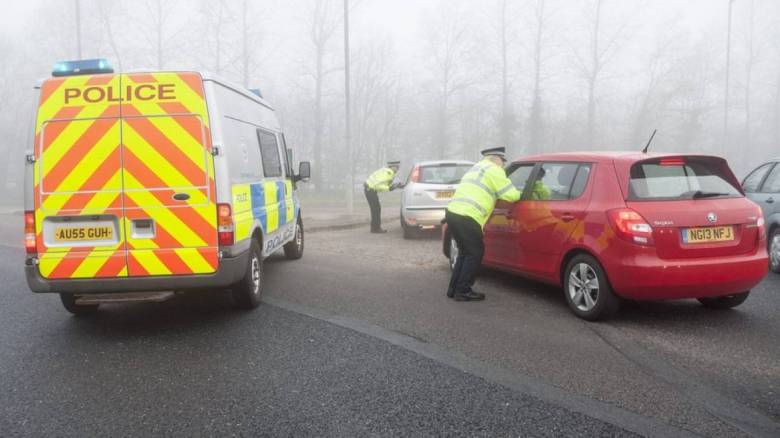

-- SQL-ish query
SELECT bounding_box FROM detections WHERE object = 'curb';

[307,215,400,233]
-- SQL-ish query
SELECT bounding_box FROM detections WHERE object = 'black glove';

[389,183,401,191]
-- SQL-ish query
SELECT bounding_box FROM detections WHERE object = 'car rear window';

[628,157,742,201]
[419,164,472,184]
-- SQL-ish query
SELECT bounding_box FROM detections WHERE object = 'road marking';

[263,296,698,438]
[589,323,780,438]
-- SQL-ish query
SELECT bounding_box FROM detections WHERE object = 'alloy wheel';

[568,263,600,312]
[251,256,261,295]
[771,234,780,270]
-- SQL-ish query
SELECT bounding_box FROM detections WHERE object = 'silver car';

[743,158,780,273]
[400,160,474,238]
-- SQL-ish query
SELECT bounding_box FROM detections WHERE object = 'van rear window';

[628,158,741,200]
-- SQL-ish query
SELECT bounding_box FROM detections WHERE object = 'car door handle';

[561,213,576,222]
[766,198,775,204]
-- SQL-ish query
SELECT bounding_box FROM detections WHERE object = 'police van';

[24,59,310,314]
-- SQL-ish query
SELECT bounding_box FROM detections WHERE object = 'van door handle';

[766,197,775,204]
[172,193,191,201]
[561,213,576,222]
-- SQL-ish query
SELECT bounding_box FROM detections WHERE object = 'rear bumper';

[402,207,446,228]
[606,250,768,300]
[25,250,248,294]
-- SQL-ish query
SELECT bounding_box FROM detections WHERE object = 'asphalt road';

[1,214,778,437]
[0,216,635,437]
[260,222,780,438]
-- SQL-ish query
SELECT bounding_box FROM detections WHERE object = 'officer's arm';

[489,168,521,202]
[533,181,551,200]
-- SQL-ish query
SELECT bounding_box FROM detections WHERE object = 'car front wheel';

[698,291,750,309]
[563,254,619,321]
[769,228,780,274]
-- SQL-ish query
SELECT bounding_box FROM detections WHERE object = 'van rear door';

[119,73,218,276]
[35,74,128,279]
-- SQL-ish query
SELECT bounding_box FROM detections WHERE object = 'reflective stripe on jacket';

[365,167,396,192]
[446,158,521,227]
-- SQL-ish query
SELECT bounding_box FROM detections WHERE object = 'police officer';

[364,161,402,234]
[445,147,520,301]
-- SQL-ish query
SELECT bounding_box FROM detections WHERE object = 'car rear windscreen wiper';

[690,191,731,199]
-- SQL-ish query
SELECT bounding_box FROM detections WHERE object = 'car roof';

[414,160,475,166]
[512,151,725,164]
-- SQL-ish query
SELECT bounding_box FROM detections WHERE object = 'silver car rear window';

[419,164,472,185]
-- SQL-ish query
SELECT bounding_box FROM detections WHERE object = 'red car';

[443,152,768,320]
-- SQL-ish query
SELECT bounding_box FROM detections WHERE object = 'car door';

[506,162,592,281]
[256,128,290,256]
[743,162,778,229]
[483,163,536,267]
[756,163,780,227]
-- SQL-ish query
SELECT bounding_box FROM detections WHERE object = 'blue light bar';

[249,88,263,98]
[52,59,114,77]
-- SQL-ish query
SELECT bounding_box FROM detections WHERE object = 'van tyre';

[60,293,99,316]
[698,291,750,309]
[233,240,263,309]
[284,218,304,260]
[769,228,780,274]
[563,254,619,321]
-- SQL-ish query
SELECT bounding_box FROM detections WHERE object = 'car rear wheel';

[769,228,780,274]
[401,212,415,239]
[448,238,459,271]
[232,240,263,309]
[697,291,750,309]
[60,293,99,316]
[563,255,619,321]
[283,218,304,260]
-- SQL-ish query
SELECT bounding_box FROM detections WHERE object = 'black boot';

[454,290,485,301]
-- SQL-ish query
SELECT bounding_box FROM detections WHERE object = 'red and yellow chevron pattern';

[33,72,218,279]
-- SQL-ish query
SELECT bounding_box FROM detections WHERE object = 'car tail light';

[24,211,37,254]
[756,216,766,241]
[608,208,654,246]
[217,203,234,246]
[409,166,420,183]
[659,157,686,166]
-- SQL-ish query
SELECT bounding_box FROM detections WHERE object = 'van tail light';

[217,203,234,246]
[24,211,37,254]
[409,166,421,183]
[607,208,654,246]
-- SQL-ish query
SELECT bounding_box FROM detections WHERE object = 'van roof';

[35,69,276,112]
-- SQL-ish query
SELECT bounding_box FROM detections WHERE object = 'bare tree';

[97,0,123,70]
[527,0,550,154]
[423,1,473,159]
[307,0,341,191]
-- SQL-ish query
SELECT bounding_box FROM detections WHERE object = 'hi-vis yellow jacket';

[365,167,396,192]
[447,158,521,227]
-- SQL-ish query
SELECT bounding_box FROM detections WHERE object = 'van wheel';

[60,293,99,316]
[769,228,780,273]
[563,255,619,321]
[698,291,750,309]
[283,218,304,260]
[232,240,263,309]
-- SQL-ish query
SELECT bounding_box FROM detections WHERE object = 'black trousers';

[446,211,484,295]
[364,186,382,231]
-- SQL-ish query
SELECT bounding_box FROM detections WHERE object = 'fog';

[1,0,779,207]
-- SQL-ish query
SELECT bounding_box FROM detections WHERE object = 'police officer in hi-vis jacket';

[364,161,402,234]
[445,148,521,301]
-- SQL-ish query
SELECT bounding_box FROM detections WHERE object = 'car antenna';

[642,129,657,154]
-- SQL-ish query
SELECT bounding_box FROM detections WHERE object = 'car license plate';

[682,226,734,244]
[436,190,454,199]
[54,225,114,242]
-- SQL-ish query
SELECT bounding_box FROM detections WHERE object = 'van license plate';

[436,191,454,199]
[682,226,734,244]
[54,226,114,242]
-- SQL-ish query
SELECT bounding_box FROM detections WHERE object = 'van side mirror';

[295,161,311,183]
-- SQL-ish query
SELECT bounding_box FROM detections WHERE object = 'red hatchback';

[443,152,769,320]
